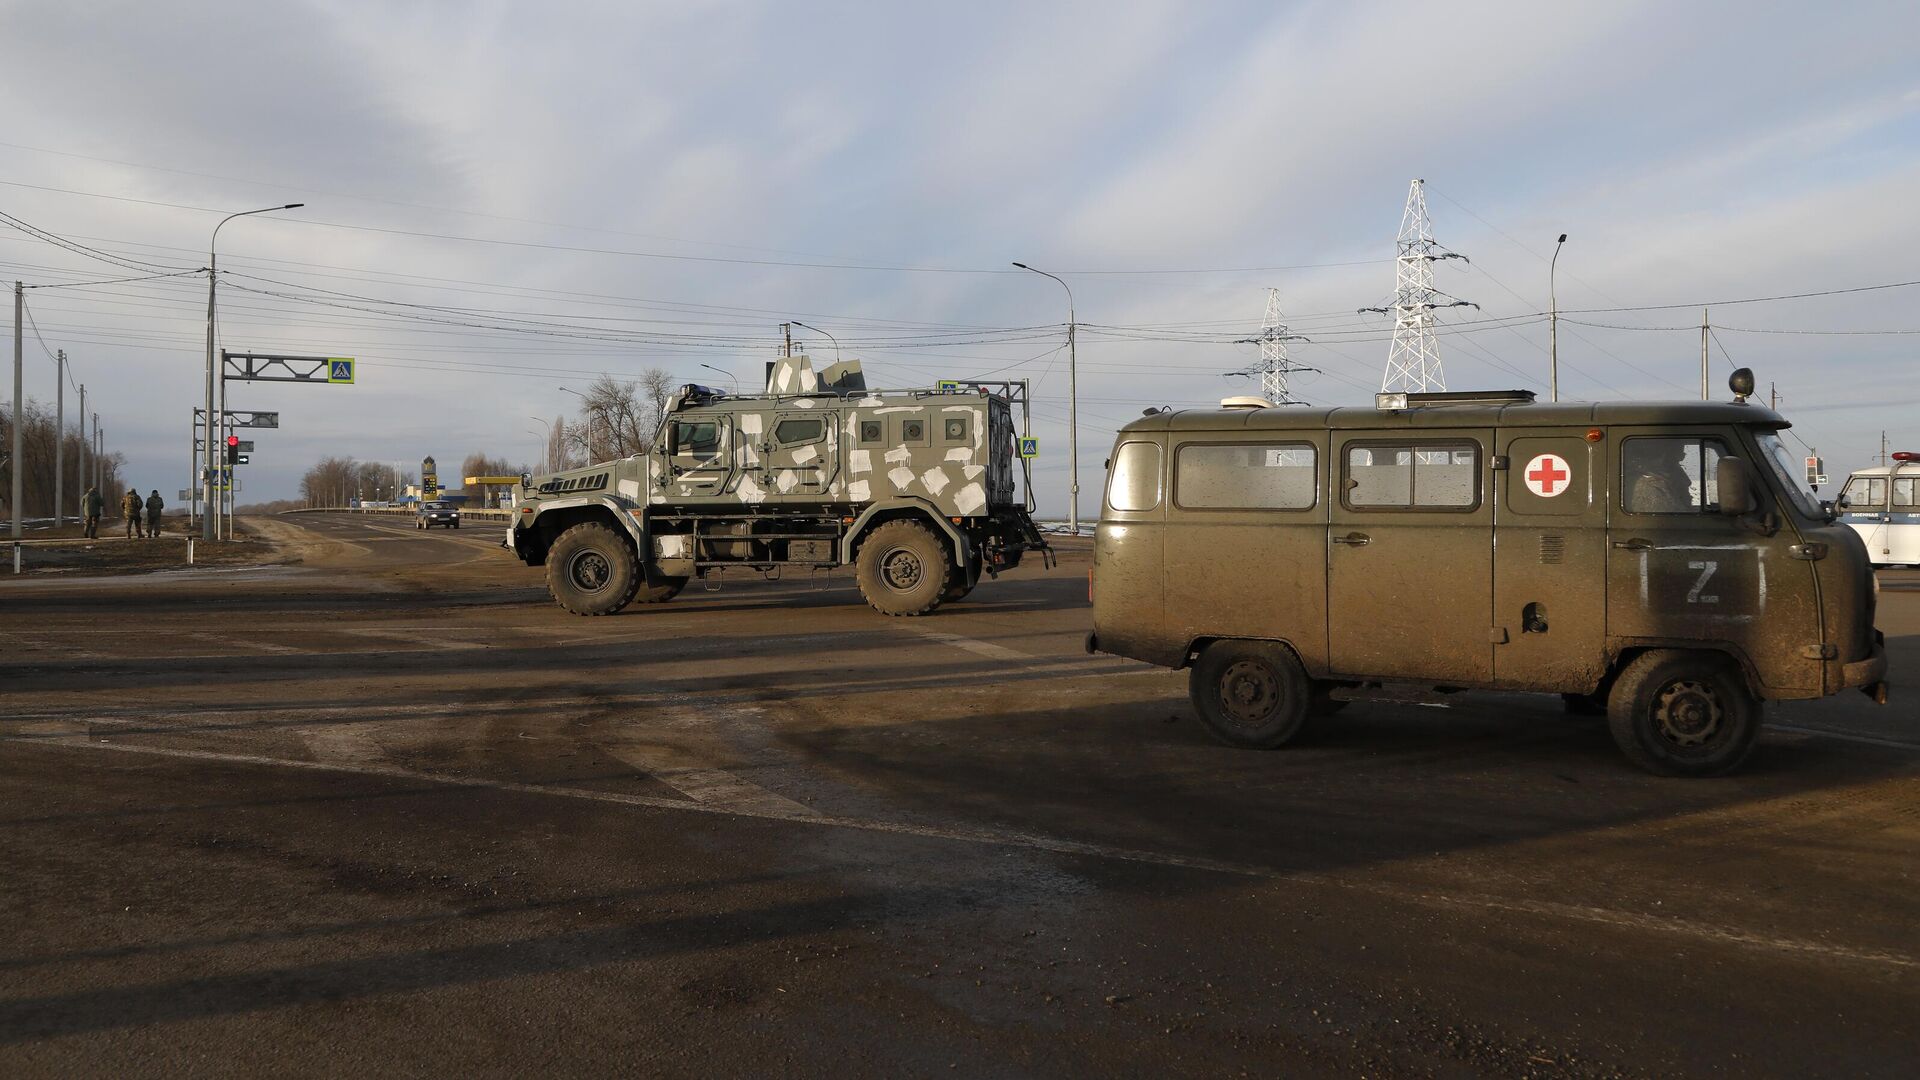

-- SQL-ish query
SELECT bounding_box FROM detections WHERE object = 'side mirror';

[1716,457,1755,515]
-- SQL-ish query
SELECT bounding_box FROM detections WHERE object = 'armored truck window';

[773,418,824,445]
[1175,443,1316,510]
[671,421,720,458]
[1621,437,1726,514]
[1107,440,1162,512]
[1344,442,1478,509]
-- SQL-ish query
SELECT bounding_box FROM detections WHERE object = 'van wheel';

[1607,650,1760,777]
[636,575,686,604]
[856,520,949,616]
[1189,641,1311,749]
[546,523,639,616]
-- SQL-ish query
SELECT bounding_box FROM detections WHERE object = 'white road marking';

[341,626,484,652]
[908,628,1030,662]
[599,745,821,818]
[10,727,1915,973]
[299,723,391,766]
[1770,723,1920,752]
[188,631,302,655]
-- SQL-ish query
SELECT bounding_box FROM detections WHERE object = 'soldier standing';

[121,488,142,539]
[145,490,165,537]
[82,485,103,539]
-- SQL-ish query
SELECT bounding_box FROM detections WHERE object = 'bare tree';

[560,368,679,465]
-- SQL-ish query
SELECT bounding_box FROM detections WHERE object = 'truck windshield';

[1753,431,1823,518]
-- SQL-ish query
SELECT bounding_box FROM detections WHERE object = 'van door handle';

[1612,538,1652,551]
[1332,532,1371,546]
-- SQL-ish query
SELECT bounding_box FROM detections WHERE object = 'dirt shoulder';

[4,518,293,576]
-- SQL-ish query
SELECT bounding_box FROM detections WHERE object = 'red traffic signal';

[227,435,240,447]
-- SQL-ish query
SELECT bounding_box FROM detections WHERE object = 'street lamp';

[1012,262,1080,534]
[1549,233,1567,403]
[698,363,741,393]
[204,203,302,540]
[557,386,600,460]
[529,415,554,473]
[789,320,841,364]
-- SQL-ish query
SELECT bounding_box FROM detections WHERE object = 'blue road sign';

[327,358,356,384]
[936,379,960,391]
[1019,436,1039,459]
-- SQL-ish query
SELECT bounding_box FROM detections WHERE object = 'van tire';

[1606,650,1760,776]
[1189,640,1311,749]
[856,520,949,616]
[636,575,686,604]
[546,523,639,616]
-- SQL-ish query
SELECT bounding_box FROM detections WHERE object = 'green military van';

[1087,372,1888,776]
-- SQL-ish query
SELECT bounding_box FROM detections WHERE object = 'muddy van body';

[1088,377,1888,776]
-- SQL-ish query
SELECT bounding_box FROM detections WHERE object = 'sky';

[3,0,1918,512]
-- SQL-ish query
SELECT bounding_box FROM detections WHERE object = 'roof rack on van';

[1375,389,1537,411]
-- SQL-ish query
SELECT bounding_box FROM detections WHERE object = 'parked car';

[417,501,461,530]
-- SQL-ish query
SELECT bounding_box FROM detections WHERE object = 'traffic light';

[225,434,240,465]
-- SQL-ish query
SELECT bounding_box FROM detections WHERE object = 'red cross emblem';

[1524,453,1570,497]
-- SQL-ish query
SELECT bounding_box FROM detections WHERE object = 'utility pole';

[11,282,21,555]
[781,322,793,359]
[1769,381,1777,410]
[1882,431,1890,467]
[1012,263,1081,534]
[77,384,86,515]
[1700,308,1710,400]
[93,416,101,492]
[1233,288,1313,405]
[1364,179,1474,393]
[53,350,64,527]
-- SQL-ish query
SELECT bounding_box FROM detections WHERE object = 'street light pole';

[529,416,554,473]
[557,386,599,460]
[788,320,841,364]
[204,203,302,541]
[1548,233,1567,403]
[1012,263,1079,533]
[698,363,741,393]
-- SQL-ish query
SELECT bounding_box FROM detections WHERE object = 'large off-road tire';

[546,522,640,616]
[855,520,949,616]
[1606,649,1761,777]
[634,575,687,604]
[1188,640,1312,749]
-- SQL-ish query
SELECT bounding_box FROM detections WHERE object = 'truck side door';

[664,415,734,498]
[763,411,837,498]
[1327,431,1493,683]
[1493,430,1608,692]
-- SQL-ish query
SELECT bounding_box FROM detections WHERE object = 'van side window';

[1842,476,1886,510]
[1344,442,1477,509]
[1107,441,1162,512]
[1174,444,1316,509]
[1895,478,1917,509]
[1621,437,1726,514]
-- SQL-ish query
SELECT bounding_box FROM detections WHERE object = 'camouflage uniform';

[121,490,142,539]
[82,487,103,539]
[145,491,164,537]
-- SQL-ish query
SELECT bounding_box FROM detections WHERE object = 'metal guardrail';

[280,506,515,522]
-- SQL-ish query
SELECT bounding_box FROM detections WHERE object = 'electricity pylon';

[1231,288,1313,405]
[1361,178,1477,393]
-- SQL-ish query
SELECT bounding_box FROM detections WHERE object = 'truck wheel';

[856,520,949,616]
[1189,640,1311,749]
[546,523,640,616]
[635,575,686,603]
[1606,650,1760,777]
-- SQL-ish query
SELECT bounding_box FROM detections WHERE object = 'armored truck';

[506,357,1052,616]
[1088,370,1888,777]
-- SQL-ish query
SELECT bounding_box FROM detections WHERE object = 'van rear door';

[1327,432,1492,683]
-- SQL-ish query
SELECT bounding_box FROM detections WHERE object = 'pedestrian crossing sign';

[1019,436,1039,459]
[936,379,960,391]
[327,358,356,384]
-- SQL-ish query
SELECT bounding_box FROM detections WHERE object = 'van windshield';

[1753,431,1823,518]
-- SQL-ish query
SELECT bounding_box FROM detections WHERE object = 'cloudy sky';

[3,0,1917,510]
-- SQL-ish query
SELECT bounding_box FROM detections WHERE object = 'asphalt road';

[2,513,1915,1077]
